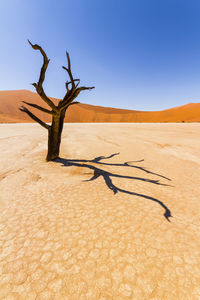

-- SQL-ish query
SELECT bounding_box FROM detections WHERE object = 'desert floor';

[0,123,200,299]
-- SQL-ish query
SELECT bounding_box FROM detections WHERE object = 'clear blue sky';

[1,0,200,110]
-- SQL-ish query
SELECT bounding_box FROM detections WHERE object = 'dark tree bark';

[19,41,94,161]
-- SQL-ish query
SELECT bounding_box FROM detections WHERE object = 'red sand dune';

[0,89,200,123]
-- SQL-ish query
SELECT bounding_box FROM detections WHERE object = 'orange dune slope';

[0,89,200,123]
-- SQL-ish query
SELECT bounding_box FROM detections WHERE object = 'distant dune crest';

[0,90,200,123]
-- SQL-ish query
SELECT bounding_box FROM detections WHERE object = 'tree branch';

[28,40,58,112]
[28,40,49,87]
[19,105,50,130]
[68,101,80,106]
[22,101,54,115]
[32,84,58,111]
[60,101,80,110]
[75,79,80,88]
[59,85,94,110]
[65,79,80,92]
[77,86,95,92]
[62,51,75,88]
[59,90,80,110]
[62,66,74,86]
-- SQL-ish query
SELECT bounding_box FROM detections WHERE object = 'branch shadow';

[54,153,172,222]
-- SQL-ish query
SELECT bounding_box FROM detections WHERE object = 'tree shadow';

[54,153,172,222]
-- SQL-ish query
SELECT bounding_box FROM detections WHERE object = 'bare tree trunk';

[46,111,65,161]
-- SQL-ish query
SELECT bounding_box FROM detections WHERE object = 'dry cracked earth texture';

[0,123,200,300]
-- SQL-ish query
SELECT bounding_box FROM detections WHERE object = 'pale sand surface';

[0,123,200,299]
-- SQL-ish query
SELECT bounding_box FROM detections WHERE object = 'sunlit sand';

[1,90,200,123]
[0,123,200,299]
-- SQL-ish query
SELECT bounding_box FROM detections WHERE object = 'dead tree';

[19,40,94,161]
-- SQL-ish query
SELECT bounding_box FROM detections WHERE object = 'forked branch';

[61,51,94,107]
[60,85,94,110]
